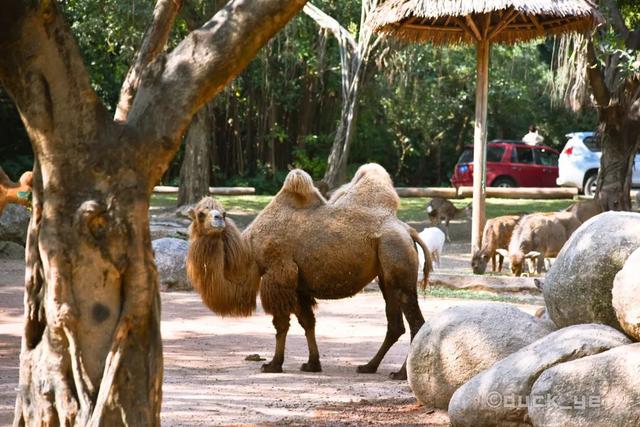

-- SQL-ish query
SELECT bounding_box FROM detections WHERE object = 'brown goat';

[471,215,520,274]
[426,197,471,241]
[565,198,602,223]
[187,164,431,379]
[496,212,574,276]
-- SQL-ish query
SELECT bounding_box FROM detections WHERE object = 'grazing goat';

[565,199,602,223]
[496,212,574,276]
[471,215,520,274]
[426,197,471,242]
[418,227,446,268]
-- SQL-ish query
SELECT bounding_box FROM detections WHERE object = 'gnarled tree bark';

[0,0,307,425]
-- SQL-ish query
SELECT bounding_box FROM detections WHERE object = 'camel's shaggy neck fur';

[187,198,259,316]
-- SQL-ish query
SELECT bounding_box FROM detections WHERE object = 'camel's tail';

[408,227,431,290]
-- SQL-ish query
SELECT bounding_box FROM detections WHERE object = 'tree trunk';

[323,91,359,187]
[303,2,379,189]
[0,1,308,425]
[596,96,640,211]
[178,104,213,206]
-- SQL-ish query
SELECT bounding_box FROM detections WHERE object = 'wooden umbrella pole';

[471,37,490,254]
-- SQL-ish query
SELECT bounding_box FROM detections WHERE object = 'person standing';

[522,125,544,145]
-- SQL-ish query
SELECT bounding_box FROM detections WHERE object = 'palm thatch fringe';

[370,0,599,45]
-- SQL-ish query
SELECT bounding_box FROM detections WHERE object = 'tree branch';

[586,39,611,107]
[0,2,107,156]
[126,0,308,184]
[114,0,184,122]
[602,0,629,39]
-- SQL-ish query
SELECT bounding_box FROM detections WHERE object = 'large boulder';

[448,324,630,427]
[612,247,640,340]
[0,240,25,259]
[0,204,31,245]
[529,342,640,427]
[407,303,555,409]
[544,211,640,330]
[152,237,190,291]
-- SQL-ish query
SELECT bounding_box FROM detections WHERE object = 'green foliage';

[223,164,288,195]
[1,0,598,190]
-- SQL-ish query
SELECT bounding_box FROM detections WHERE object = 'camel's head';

[471,250,490,275]
[282,169,315,196]
[188,197,227,237]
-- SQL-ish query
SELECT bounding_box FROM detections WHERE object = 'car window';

[536,149,559,166]
[583,136,601,152]
[487,146,505,162]
[512,146,534,164]
[457,148,473,164]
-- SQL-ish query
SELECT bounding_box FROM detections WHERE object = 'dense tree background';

[0,0,597,191]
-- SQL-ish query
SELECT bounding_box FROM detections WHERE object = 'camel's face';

[189,197,227,236]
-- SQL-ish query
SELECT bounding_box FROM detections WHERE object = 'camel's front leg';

[262,313,290,373]
[259,260,299,374]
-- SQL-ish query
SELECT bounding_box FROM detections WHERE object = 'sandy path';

[0,258,540,426]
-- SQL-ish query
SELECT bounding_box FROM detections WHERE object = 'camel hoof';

[261,362,283,373]
[389,370,407,380]
[356,364,377,374]
[301,361,322,372]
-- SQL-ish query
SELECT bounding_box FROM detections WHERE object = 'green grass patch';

[151,193,273,213]
[152,193,574,223]
[423,285,541,305]
[398,197,574,222]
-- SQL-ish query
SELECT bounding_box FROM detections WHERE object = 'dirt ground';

[0,246,541,426]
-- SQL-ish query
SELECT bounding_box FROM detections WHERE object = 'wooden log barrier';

[154,186,256,195]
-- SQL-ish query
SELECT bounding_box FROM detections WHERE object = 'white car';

[557,131,640,196]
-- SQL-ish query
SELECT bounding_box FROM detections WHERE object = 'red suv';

[451,140,560,188]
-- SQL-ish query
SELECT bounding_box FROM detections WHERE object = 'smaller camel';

[187,164,431,379]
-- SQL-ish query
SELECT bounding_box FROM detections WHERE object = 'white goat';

[418,227,446,269]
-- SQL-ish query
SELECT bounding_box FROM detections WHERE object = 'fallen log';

[428,273,541,294]
[154,186,256,195]
[395,187,458,198]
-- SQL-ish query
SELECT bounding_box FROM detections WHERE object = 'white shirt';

[522,131,544,146]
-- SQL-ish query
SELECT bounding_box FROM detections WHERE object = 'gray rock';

[152,237,190,291]
[0,240,25,259]
[544,211,640,330]
[407,303,555,409]
[0,204,31,245]
[529,342,640,427]
[612,247,640,341]
[448,324,630,427]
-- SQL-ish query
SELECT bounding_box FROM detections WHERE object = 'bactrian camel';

[187,163,431,379]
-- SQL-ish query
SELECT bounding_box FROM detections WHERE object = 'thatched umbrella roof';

[370,0,599,45]
[370,0,599,253]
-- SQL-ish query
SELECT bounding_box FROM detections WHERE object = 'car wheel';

[492,177,516,188]
[584,174,598,197]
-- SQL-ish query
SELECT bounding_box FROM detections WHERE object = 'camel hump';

[274,169,327,209]
[329,163,399,212]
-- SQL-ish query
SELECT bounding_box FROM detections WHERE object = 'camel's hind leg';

[295,292,321,372]
[377,230,426,380]
[357,276,405,375]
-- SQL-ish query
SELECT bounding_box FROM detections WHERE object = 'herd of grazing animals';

[186,163,604,377]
